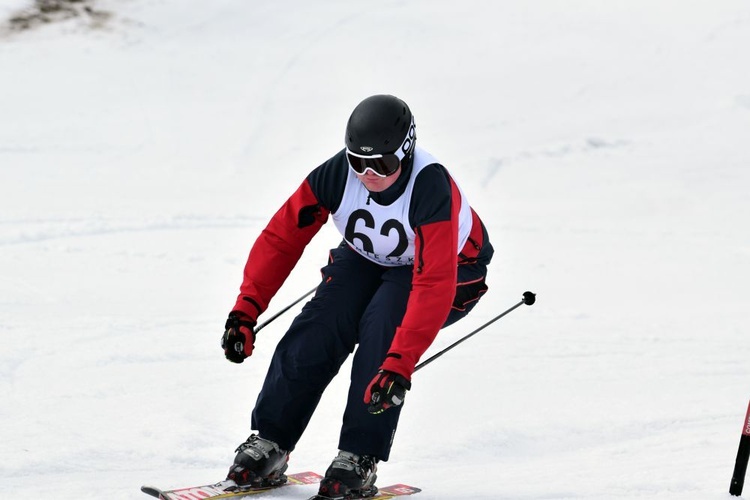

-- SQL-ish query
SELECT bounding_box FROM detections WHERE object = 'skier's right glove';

[221,313,256,363]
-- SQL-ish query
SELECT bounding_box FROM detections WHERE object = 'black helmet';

[345,94,416,159]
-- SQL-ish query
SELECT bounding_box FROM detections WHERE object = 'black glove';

[365,369,412,414]
[221,313,256,363]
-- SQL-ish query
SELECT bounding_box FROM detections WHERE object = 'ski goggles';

[346,149,403,177]
[346,116,416,177]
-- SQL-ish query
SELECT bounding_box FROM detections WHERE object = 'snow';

[1,0,749,498]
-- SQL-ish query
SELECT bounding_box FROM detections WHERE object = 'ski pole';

[253,286,317,334]
[414,291,536,373]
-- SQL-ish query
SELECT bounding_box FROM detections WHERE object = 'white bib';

[332,147,473,266]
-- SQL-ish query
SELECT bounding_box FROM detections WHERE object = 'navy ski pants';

[251,239,492,461]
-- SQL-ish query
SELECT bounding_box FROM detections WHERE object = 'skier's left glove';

[365,369,411,414]
[221,313,256,363]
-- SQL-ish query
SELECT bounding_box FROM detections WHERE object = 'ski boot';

[226,434,290,489]
[314,451,378,499]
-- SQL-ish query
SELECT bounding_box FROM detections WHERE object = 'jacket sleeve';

[231,179,329,321]
[380,165,461,380]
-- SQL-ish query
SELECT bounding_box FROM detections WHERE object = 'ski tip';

[140,485,166,499]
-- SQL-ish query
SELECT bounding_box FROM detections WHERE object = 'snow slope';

[1,1,749,498]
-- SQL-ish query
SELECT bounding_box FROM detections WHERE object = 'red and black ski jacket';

[231,147,489,380]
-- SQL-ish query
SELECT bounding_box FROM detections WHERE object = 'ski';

[141,471,323,500]
[374,484,421,498]
[307,483,421,500]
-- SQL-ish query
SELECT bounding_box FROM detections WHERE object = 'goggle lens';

[346,151,401,177]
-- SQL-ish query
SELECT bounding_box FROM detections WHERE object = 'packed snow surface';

[1,1,749,499]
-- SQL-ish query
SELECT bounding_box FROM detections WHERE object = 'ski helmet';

[345,95,416,176]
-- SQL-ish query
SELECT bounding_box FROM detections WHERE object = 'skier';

[221,94,494,499]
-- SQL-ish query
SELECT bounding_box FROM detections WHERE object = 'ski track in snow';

[480,136,633,185]
[0,214,264,246]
